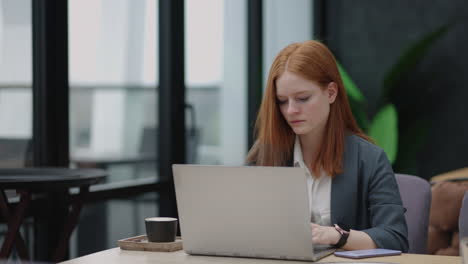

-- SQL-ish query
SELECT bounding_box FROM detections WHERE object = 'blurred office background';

[0,0,467,261]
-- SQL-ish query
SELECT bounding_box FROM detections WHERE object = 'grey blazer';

[250,134,409,251]
[303,134,408,252]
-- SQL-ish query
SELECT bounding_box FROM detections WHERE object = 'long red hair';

[246,40,370,177]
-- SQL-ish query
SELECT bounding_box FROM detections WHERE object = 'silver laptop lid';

[173,165,322,261]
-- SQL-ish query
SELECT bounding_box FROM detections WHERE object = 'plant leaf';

[349,96,370,131]
[368,104,398,163]
[381,23,452,105]
[338,62,365,103]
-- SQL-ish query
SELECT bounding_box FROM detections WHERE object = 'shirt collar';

[293,136,328,179]
[293,136,306,168]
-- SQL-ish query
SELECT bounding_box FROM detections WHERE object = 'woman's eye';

[277,99,287,105]
[298,96,310,102]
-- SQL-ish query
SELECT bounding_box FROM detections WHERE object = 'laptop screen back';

[173,165,317,260]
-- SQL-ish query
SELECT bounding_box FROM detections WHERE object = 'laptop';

[172,164,335,261]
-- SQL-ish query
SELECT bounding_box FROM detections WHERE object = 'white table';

[62,247,461,264]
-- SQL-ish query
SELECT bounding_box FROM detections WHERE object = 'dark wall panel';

[325,0,468,178]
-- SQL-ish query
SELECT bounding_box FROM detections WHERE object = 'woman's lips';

[290,120,305,124]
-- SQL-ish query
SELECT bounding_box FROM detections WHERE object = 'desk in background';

[72,153,156,170]
[61,247,460,264]
[0,168,106,262]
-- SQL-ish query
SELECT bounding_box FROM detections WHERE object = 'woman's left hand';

[310,223,340,245]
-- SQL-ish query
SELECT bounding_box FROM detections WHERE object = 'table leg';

[52,186,90,262]
[0,190,31,259]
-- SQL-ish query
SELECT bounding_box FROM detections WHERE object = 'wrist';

[330,226,341,245]
[333,223,350,248]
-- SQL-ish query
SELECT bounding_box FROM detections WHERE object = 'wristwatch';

[333,222,350,248]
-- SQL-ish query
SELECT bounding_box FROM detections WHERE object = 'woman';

[246,40,408,252]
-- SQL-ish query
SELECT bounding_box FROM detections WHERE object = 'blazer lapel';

[331,135,359,227]
[287,135,360,227]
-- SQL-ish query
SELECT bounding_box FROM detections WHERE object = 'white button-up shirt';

[293,136,331,226]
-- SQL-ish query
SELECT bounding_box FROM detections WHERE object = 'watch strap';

[333,224,350,248]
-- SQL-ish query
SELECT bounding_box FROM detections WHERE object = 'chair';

[395,173,432,254]
[428,179,468,255]
[461,192,468,263]
[430,167,468,184]
[139,103,200,164]
[460,191,468,239]
[139,126,199,164]
[0,138,32,168]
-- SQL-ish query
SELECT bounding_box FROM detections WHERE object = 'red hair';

[246,40,371,177]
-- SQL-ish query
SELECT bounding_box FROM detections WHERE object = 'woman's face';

[276,71,337,137]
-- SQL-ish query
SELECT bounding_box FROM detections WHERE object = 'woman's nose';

[287,101,299,114]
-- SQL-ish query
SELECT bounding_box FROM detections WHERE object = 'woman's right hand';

[310,223,340,245]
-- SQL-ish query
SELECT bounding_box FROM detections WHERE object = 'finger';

[310,223,320,228]
[312,237,318,244]
[311,234,319,243]
[312,235,325,245]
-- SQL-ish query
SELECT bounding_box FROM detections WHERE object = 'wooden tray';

[118,235,183,252]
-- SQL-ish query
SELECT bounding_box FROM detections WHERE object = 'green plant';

[339,23,451,172]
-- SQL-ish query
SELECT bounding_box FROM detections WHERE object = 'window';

[185,0,247,166]
[0,0,32,168]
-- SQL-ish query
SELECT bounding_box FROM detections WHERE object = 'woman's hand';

[310,223,340,245]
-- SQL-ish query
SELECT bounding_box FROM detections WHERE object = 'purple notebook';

[334,249,402,259]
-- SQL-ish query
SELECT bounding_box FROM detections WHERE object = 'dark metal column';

[247,0,263,149]
[32,0,69,261]
[32,0,69,167]
[314,0,327,43]
[158,0,185,218]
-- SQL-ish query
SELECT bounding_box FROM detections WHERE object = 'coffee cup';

[145,217,178,243]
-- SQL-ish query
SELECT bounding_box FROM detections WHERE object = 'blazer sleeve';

[361,149,409,252]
